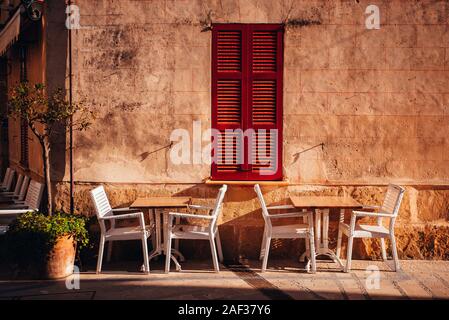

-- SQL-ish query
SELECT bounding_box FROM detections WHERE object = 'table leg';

[299,208,310,263]
[162,211,182,271]
[314,209,321,249]
[148,208,162,261]
[301,209,312,272]
[150,208,157,253]
[323,208,329,249]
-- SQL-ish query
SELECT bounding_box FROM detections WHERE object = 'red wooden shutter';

[212,24,283,181]
[212,25,245,180]
[247,25,283,180]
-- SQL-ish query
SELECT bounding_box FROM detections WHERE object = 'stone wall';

[7,20,45,180]
[67,0,449,185]
[48,0,449,260]
[55,181,449,261]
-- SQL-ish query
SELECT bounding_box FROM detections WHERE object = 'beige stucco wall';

[49,0,449,260]
[68,0,449,186]
[7,20,45,181]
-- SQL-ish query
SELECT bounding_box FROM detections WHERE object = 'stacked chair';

[0,168,44,234]
[0,168,15,192]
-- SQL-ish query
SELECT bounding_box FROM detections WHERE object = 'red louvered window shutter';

[212,24,283,181]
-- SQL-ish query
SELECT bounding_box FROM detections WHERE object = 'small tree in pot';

[8,82,94,214]
[5,82,95,279]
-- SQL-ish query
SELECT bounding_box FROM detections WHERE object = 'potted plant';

[5,82,95,279]
[5,211,89,279]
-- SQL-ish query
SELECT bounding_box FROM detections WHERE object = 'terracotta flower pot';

[44,235,77,279]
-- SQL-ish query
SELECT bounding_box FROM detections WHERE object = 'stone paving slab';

[0,260,448,300]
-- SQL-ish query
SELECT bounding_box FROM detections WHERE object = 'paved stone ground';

[0,259,448,300]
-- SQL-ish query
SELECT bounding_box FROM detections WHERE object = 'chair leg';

[303,213,310,259]
[215,231,224,263]
[174,216,180,253]
[106,241,113,263]
[96,235,105,274]
[142,235,150,273]
[304,240,310,262]
[390,234,400,271]
[380,238,387,261]
[209,236,220,273]
[345,235,354,273]
[165,234,172,273]
[309,234,317,274]
[336,227,343,259]
[259,228,267,260]
[261,236,271,272]
[151,231,157,253]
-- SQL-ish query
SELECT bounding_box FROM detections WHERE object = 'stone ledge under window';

[204,178,289,186]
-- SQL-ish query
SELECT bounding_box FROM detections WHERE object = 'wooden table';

[131,197,191,271]
[290,196,363,271]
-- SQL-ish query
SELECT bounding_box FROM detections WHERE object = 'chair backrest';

[18,176,30,201]
[210,184,227,233]
[12,174,24,196]
[24,180,44,210]
[3,169,15,191]
[1,168,11,187]
[254,184,271,224]
[90,185,113,219]
[380,184,405,217]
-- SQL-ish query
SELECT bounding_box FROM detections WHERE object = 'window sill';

[204,178,289,186]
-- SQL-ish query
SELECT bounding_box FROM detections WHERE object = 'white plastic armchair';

[90,186,153,274]
[0,174,29,204]
[254,184,316,273]
[0,180,44,235]
[0,168,11,191]
[0,174,23,200]
[336,184,405,272]
[0,168,15,192]
[165,184,227,273]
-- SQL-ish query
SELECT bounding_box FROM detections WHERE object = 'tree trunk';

[42,137,52,215]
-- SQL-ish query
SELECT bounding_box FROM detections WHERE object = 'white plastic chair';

[0,180,44,234]
[15,176,31,202]
[165,184,227,273]
[0,176,31,208]
[0,168,15,192]
[254,184,317,273]
[0,173,24,201]
[90,186,153,274]
[336,184,405,272]
[0,168,12,190]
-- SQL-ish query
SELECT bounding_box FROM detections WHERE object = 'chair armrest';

[112,207,142,213]
[353,210,394,218]
[0,204,28,210]
[267,205,295,210]
[168,212,213,220]
[0,191,17,198]
[269,211,310,219]
[0,209,33,215]
[362,205,380,210]
[0,199,16,204]
[100,212,144,221]
[188,204,214,211]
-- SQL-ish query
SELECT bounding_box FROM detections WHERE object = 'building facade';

[1,0,449,261]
